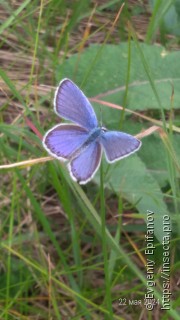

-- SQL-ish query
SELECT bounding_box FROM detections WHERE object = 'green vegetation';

[0,1,179,319]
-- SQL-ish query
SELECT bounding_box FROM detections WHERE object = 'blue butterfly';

[43,79,142,184]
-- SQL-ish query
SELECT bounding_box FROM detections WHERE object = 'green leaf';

[149,0,180,37]
[57,42,180,111]
[139,134,167,187]
[94,156,170,242]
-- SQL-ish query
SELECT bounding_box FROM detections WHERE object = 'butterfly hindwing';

[99,130,141,163]
[68,141,102,184]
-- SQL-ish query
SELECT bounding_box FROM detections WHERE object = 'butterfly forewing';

[54,79,98,130]
[43,124,89,161]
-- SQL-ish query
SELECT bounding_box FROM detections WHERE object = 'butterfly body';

[67,126,102,161]
[43,79,142,184]
[80,126,102,147]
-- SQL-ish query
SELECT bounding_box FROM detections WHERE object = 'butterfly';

[43,79,142,184]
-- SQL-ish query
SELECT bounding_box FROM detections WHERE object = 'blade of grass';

[0,68,26,108]
[16,165,92,317]
[129,25,180,238]
[28,0,44,121]
[129,25,167,131]
[4,173,16,320]
[15,169,80,292]
[146,0,175,43]
[108,197,123,281]
[100,162,113,319]
[48,163,91,318]
[0,244,124,320]
[0,0,32,35]
[66,176,180,319]
[119,30,131,129]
